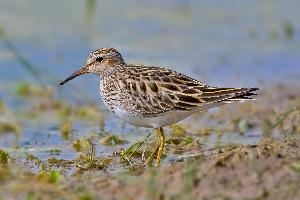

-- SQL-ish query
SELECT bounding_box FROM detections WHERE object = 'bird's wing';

[122,65,258,116]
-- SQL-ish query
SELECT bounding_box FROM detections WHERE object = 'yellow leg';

[144,127,165,166]
[155,127,165,166]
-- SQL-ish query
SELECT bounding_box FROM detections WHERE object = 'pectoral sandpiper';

[59,47,258,166]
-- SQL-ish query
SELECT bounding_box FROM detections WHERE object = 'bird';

[59,47,258,166]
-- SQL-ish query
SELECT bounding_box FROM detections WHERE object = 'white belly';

[113,107,196,128]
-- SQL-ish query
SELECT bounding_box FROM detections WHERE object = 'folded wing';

[123,65,258,116]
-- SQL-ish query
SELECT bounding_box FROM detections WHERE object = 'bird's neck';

[99,63,126,78]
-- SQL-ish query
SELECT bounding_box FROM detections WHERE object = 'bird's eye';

[95,56,103,62]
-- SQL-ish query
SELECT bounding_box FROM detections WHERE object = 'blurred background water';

[1,1,299,86]
[0,0,299,169]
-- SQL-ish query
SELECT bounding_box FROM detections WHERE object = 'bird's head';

[59,48,125,85]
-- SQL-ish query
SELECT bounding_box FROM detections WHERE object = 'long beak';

[59,67,89,85]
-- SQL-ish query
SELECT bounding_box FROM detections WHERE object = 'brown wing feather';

[123,65,258,116]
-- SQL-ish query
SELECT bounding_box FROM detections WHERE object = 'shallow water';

[0,0,299,171]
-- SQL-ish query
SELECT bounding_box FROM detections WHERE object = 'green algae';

[26,154,43,166]
[100,134,127,146]
[0,121,20,134]
[169,124,188,137]
[60,120,72,140]
[165,136,194,145]
[0,149,10,165]
[0,100,20,134]
[75,155,113,172]
[49,170,61,184]
[49,149,61,155]
[57,105,72,119]
[79,192,94,200]
[75,105,102,119]
[36,170,62,184]
[195,127,214,136]
[72,136,94,153]
[237,119,251,133]
[47,157,74,168]
[15,82,32,96]
[0,137,300,199]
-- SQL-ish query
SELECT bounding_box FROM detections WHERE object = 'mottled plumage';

[60,47,259,166]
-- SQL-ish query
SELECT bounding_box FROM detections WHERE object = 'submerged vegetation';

[0,81,299,199]
[1,135,300,199]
